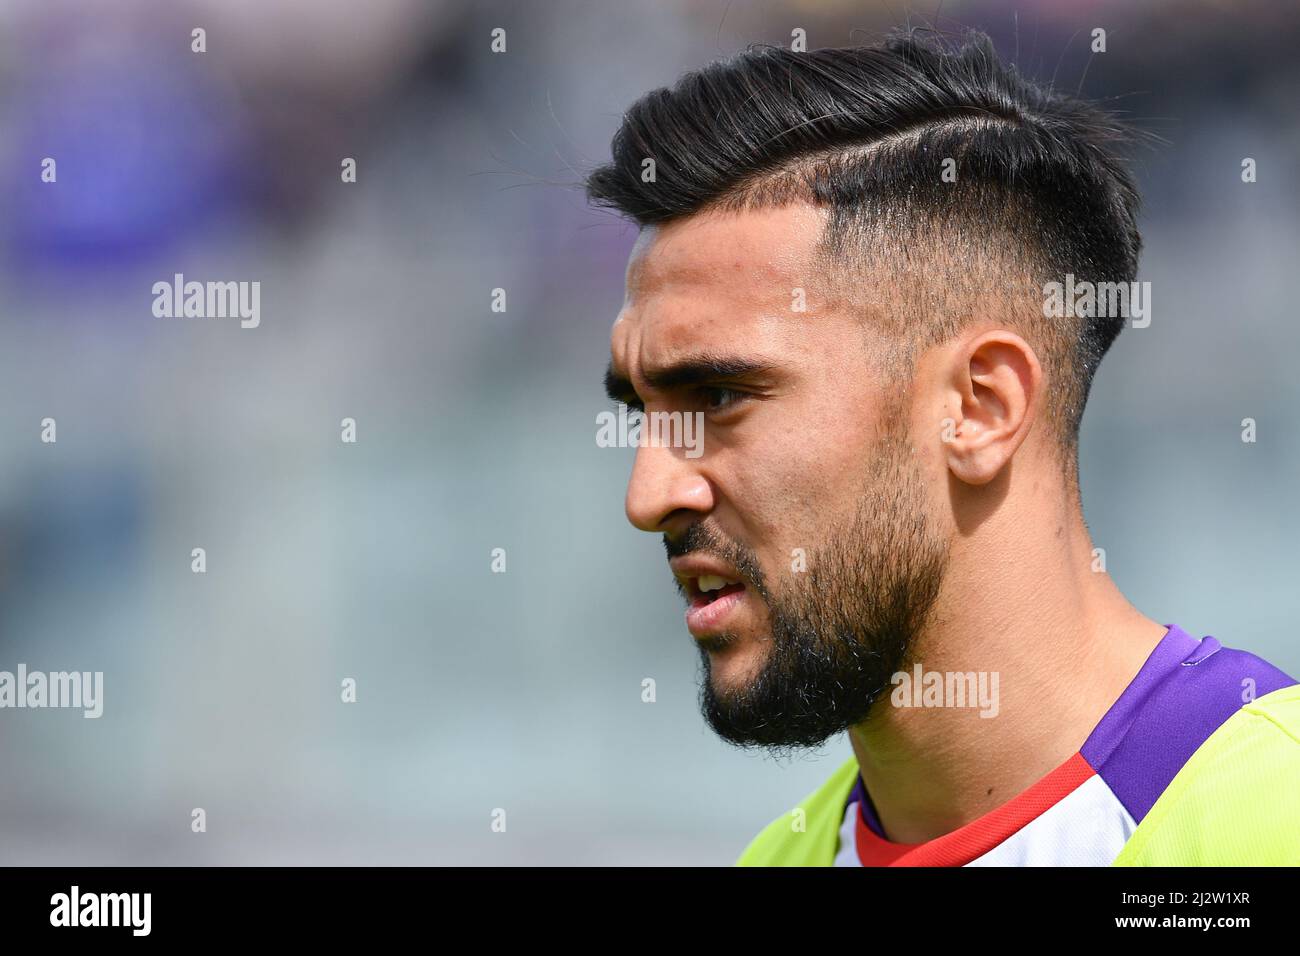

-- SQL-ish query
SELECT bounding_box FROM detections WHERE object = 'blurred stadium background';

[0,0,1297,864]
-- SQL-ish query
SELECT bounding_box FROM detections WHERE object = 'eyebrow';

[603,355,779,404]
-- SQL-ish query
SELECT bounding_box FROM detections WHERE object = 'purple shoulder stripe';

[1080,623,1297,824]
[849,623,1298,838]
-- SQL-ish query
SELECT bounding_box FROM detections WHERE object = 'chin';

[702,633,768,692]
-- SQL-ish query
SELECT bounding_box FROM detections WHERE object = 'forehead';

[613,204,832,368]
[626,203,825,291]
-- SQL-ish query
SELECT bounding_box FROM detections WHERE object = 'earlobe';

[944,416,1003,486]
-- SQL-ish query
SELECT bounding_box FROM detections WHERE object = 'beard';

[668,414,950,754]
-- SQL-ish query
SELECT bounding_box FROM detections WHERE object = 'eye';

[700,386,744,412]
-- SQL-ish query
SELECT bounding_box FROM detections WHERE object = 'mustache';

[663,524,767,595]
[662,522,719,559]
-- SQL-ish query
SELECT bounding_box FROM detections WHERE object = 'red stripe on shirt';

[854,751,1096,866]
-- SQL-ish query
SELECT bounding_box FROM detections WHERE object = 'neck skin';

[848,463,1169,846]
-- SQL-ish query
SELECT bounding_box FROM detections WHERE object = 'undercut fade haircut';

[585,29,1146,483]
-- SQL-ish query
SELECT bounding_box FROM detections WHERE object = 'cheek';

[726,426,873,556]
[714,364,890,554]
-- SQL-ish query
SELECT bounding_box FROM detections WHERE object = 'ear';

[941,331,1042,486]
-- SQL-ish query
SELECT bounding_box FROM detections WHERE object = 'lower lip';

[686,587,747,638]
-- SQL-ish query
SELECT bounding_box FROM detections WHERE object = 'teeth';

[698,574,736,593]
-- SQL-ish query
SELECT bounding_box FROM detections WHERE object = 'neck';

[848,469,1168,845]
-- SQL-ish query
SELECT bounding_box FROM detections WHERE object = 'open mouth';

[670,558,753,638]
[689,574,746,608]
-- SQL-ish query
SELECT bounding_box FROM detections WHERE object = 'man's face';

[606,204,952,751]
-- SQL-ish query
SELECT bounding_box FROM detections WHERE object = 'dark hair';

[585,29,1145,474]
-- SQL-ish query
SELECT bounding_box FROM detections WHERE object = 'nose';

[624,438,714,534]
